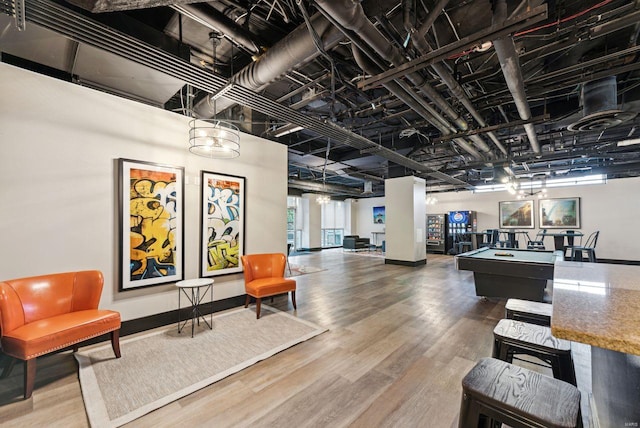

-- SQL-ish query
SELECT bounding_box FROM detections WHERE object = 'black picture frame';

[118,158,184,291]
[199,170,246,278]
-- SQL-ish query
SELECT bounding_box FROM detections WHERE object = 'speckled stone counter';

[551,261,640,427]
[551,261,640,355]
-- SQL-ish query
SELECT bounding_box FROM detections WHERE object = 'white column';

[344,198,356,236]
[384,176,427,265]
[301,193,322,250]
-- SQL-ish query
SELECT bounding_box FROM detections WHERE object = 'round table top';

[175,278,214,288]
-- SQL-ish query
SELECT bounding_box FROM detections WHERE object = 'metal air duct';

[172,4,261,56]
[408,0,507,155]
[492,0,541,154]
[568,76,636,131]
[315,0,493,156]
[352,46,483,160]
[193,12,344,118]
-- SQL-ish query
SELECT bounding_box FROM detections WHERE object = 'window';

[321,201,346,248]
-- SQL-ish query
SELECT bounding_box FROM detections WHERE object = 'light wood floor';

[0,250,593,427]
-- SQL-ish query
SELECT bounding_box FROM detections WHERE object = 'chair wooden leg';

[291,290,297,309]
[1,354,17,379]
[111,330,121,358]
[24,358,36,399]
[256,298,262,319]
[244,294,251,308]
[72,344,79,352]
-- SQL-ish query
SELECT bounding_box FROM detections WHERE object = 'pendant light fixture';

[189,33,240,159]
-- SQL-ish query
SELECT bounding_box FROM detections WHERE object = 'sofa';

[343,235,371,251]
[0,270,121,398]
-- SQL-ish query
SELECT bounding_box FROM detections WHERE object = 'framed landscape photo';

[118,159,184,291]
[539,197,580,228]
[200,171,245,277]
[499,200,535,228]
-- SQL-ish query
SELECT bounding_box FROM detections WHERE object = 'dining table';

[540,230,584,251]
[497,229,529,248]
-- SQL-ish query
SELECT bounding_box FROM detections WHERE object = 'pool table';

[455,247,564,301]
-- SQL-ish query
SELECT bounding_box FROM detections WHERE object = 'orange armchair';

[0,270,121,399]
[241,253,296,319]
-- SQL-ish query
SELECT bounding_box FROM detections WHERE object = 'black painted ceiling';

[2,0,639,198]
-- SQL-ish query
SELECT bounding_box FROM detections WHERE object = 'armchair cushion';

[244,277,296,298]
[2,310,120,360]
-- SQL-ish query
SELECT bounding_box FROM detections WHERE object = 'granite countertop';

[551,261,640,356]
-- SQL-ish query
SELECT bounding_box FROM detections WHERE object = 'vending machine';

[446,210,477,254]
[426,214,448,254]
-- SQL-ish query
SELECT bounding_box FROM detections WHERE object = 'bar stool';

[493,319,576,385]
[459,357,582,428]
[505,298,552,326]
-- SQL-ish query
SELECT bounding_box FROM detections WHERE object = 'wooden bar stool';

[459,357,582,428]
[493,319,576,385]
[505,298,552,326]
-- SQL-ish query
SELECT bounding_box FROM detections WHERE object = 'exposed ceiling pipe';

[20,0,470,188]
[172,4,262,56]
[352,47,483,160]
[492,0,541,154]
[409,2,508,155]
[288,178,365,196]
[315,0,494,157]
[193,12,344,118]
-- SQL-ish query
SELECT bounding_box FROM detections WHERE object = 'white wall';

[0,63,288,320]
[353,196,386,245]
[426,179,640,261]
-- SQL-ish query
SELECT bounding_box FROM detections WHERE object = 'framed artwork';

[499,200,535,228]
[373,206,385,224]
[118,159,184,291]
[539,197,580,228]
[200,171,245,277]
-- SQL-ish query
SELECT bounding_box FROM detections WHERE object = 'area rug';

[75,306,327,427]
[287,264,327,277]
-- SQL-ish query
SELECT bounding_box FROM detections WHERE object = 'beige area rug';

[75,306,327,427]
[287,264,327,277]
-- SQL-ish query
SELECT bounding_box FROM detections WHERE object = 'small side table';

[176,278,214,337]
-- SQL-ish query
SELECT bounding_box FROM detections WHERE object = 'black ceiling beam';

[433,115,550,143]
[356,5,548,90]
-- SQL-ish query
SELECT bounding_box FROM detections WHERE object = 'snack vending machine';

[446,210,477,254]
[426,214,447,254]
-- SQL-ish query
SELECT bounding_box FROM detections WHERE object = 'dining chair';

[563,230,582,258]
[526,229,546,250]
[479,229,499,248]
[570,231,600,262]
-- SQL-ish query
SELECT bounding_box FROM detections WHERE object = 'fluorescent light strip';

[474,174,606,193]
[545,174,606,187]
[617,138,640,147]
[273,125,304,137]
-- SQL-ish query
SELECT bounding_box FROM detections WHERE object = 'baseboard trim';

[384,258,427,267]
[597,258,640,266]
[120,295,247,337]
[80,295,246,348]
